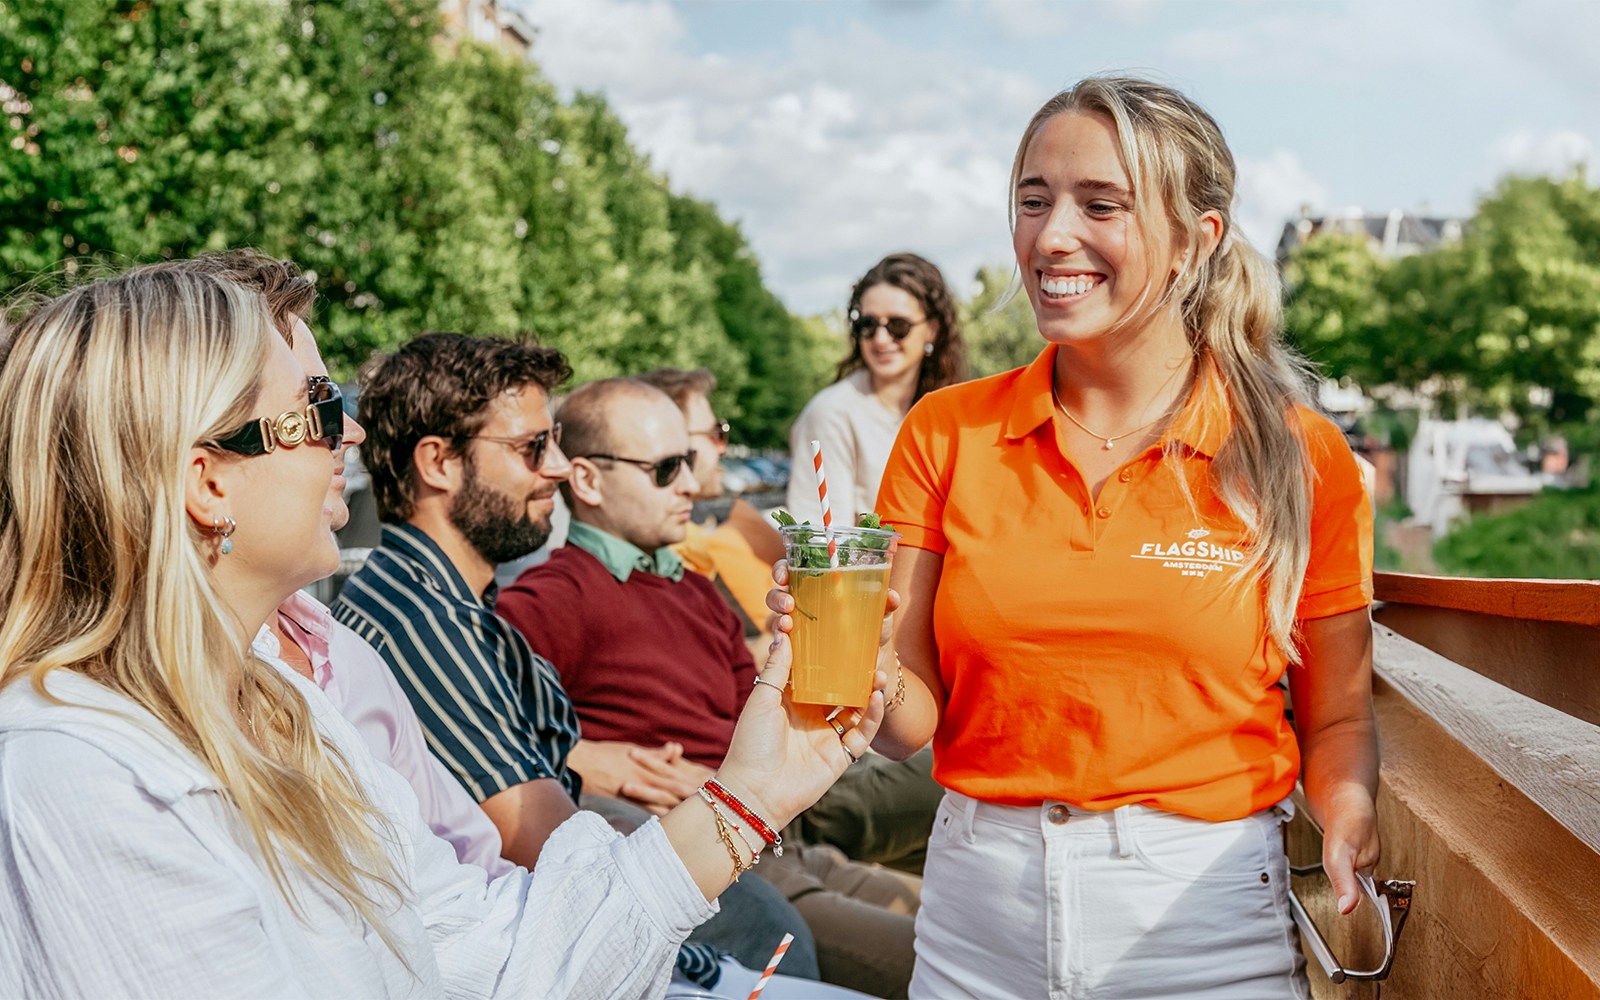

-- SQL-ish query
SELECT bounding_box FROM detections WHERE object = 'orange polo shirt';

[877,345,1372,822]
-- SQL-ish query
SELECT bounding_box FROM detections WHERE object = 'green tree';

[666,192,834,448]
[1282,233,1389,384]
[1280,174,1600,442]
[272,0,528,369]
[0,0,288,278]
[960,264,1041,377]
[1455,175,1600,431]
[1435,486,1600,579]
[1,0,808,408]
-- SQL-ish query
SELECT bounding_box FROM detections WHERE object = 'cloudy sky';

[516,0,1599,314]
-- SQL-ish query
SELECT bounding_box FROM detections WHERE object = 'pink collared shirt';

[270,591,515,878]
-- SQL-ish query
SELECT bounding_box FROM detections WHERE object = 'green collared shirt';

[565,521,685,583]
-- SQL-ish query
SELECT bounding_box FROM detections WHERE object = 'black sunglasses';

[474,423,563,470]
[688,420,730,445]
[212,376,344,456]
[583,450,697,488]
[850,312,927,343]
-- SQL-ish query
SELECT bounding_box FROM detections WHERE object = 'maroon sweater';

[496,545,755,768]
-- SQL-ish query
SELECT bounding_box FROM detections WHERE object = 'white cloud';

[1163,0,1510,88]
[518,0,1026,313]
[965,0,1159,41]
[514,0,1597,313]
[517,0,690,96]
[1234,150,1328,256]
[1491,129,1594,179]
[1490,0,1600,101]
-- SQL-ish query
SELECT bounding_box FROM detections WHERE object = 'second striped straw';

[809,439,838,566]
[744,932,795,1000]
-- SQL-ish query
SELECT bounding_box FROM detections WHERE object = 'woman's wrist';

[707,768,792,833]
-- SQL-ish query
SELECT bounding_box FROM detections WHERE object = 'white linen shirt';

[0,660,715,999]
[787,368,905,527]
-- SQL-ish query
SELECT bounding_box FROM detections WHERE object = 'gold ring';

[829,718,846,737]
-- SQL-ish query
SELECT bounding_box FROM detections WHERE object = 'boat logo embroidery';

[1131,528,1244,579]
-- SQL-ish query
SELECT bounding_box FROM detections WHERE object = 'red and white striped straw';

[809,440,838,565]
[745,932,795,1000]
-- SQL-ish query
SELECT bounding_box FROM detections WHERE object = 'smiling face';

[450,383,571,565]
[285,317,365,531]
[855,283,936,389]
[1012,111,1185,350]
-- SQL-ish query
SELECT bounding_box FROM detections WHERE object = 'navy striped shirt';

[332,523,724,989]
[332,523,582,803]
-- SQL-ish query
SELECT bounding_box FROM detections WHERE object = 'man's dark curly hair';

[359,333,572,523]
[131,248,317,345]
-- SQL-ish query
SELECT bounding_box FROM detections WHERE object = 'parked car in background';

[741,455,785,488]
[719,457,761,495]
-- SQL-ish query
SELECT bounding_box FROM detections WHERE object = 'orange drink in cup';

[780,524,898,708]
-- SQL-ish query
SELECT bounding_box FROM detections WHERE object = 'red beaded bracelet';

[703,778,784,857]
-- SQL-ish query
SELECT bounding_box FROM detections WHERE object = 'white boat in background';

[1407,418,1543,537]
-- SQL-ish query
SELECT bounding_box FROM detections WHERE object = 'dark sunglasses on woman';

[850,312,926,342]
[212,376,344,456]
[582,450,697,488]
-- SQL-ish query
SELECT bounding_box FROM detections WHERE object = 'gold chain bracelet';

[698,787,757,879]
[886,653,907,711]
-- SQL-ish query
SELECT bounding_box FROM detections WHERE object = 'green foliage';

[665,191,828,448]
[1283,234,1390,383]
[1434,486,1600,579]
[1282,174,1600,443]
[771,509,894,568]
[0,0,810,447]
[961,265,1042,376]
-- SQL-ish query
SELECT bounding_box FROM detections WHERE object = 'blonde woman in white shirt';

[787,252,967,525]
[0,267,884,998]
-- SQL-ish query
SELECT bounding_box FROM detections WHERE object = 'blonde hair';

[1010,76,1318,658]
[0,269,408,951]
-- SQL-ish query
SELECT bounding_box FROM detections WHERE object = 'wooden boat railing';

[1293,573,1600,998]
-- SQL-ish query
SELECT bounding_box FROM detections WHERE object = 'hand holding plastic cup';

[778,522,898,709]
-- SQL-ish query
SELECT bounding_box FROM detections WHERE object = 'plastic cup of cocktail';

[779,524,898,708]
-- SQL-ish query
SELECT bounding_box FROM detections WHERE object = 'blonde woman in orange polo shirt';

[825,77,1379,998]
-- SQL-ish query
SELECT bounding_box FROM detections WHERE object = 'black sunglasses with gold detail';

[212,376,344,457]
[850,311,927,343]
[583,450,697,488]
[474,422,563,470]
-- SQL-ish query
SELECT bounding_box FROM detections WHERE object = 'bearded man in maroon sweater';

[495,378,920,997]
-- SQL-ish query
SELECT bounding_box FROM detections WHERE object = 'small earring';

[923,342,935,357]
[213,515,237,556]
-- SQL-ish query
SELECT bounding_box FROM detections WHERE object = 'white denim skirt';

[909,791,1309,1000]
